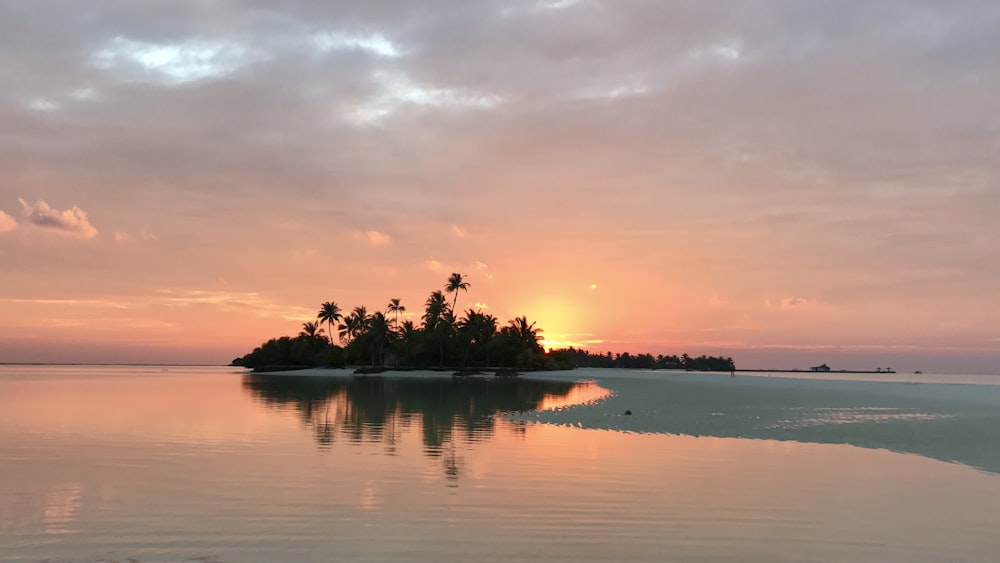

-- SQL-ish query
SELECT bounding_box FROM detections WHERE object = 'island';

[232,273,736,374]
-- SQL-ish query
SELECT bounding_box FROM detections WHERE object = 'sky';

[1,1,999,373]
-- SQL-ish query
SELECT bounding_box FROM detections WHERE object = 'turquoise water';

[2,366,999,561]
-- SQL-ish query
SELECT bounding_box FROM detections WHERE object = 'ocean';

[2,365,998,561]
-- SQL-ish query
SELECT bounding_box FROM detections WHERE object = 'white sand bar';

[512,367,1000,474]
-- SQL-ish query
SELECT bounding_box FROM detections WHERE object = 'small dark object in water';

[624,410,632,416]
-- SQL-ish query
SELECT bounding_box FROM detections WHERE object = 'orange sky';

[1,2,999,372]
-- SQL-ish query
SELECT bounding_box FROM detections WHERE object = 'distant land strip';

[739,369,897,374]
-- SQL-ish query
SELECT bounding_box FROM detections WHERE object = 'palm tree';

[299,321,325,339]
[422,290,449,332]
[338,308,370,346]
[399,320,418,341]
[338,316,360,345]
[422,291,453,367]
[432,309,456,368]
[445,273,470,312]
[353,307,372,340]
[397,319,420,366]
[317,301,342,344]
[458,309,498,367]
[507,316,542,352]
[386,298,405,328]
[362,312,394,366]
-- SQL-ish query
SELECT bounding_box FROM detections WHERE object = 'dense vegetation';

[233,273,552,371]
[546,348,735,372]
[232,273,736,373]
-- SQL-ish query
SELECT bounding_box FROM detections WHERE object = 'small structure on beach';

[810,363,831,372]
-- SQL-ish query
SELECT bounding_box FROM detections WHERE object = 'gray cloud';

[3,1,996,222]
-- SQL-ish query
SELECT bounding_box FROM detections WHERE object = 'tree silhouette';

[445,273,470,312]
[386,298,405,329]
[422,290,450,331]
[458,309,498,368]
[338,315,362,345]
[506,316,543,352]
[299,321,325,339]
[362,312,394,366]
[317,301,342,344]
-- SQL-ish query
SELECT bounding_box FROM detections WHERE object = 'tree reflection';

[242,374,580,481]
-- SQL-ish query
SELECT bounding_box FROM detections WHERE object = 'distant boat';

[915,370,923,374]
[810,363,831,372]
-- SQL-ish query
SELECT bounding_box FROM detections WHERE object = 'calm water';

[2,365,999,562]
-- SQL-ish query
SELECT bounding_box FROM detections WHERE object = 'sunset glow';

[1,2,999,373]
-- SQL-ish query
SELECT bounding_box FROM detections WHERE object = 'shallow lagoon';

[2,365,999,561]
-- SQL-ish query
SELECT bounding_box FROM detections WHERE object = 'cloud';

[91,36,265,85]
[709,294,729,308]
[18,199,98,238]
[152,289,313,321]
[114,230,158,243]
[538,0,583,10]
[311,31,402,58]
[780,297,822,311]
[70,88,98,101]
[2,2,999,366]
[26,98,60,112]
[348,70,503,123]
[474,260,494,279]
[0,210,17,233]
[364,230,392,246]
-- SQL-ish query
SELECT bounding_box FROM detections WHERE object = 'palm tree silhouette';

[366,312,395,366]
[422,291,449,332]
[338,308,370,346]
[445,273,470,312]
[423,291,453,367]
[458,309,498,368]
[434,310,456,367]
[386,298,405,329]
[299,321,325,339]
[317,301,342,345]
[399,320,418,340]
[507,316,542,352]
[338,316,360,345]
[352,306,371,333]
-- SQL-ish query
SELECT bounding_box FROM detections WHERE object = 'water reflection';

[242,374,597,483]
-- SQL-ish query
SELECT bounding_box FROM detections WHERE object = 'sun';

[524,296,588,352]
